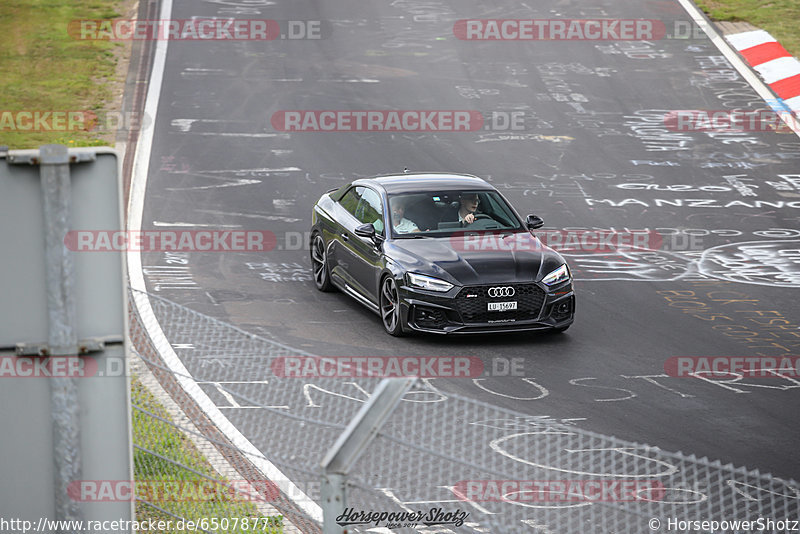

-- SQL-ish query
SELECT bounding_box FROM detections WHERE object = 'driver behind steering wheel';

[457,192,481,226]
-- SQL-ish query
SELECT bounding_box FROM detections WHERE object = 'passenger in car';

[390,197,420,233]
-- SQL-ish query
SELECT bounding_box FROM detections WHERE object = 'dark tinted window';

[386,190,522,237]
[338,186,385,235]
[339,187,361,217]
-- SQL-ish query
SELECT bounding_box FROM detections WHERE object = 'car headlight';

[542,264,571,286]
[407,272,454,292]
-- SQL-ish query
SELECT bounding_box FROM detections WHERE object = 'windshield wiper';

[396,233,432,239]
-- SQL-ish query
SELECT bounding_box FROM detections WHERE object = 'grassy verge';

[0,0,123,148]
[694,0,800,57]
[131,378,283,533]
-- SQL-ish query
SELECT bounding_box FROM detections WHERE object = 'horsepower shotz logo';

[336,508,469,528]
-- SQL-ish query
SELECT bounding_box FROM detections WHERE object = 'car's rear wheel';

[380,276,404,336]
[310,233,334,292]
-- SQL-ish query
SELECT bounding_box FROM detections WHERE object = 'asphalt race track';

[131,0,800,530]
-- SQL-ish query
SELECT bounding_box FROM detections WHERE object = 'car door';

[326,186,362,288]
[347,187,386,304]
[328,186,385,302]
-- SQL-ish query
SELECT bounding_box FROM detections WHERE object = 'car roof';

[354,172,495,194]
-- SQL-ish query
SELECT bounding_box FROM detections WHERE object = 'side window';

[337,186,385,235]
[358,187,385,235]
[339,187,362,218]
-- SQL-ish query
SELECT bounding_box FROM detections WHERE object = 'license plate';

[488,301,517,312]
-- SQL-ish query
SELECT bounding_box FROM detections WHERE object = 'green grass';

[0,0,122,148]
[694,0,800,57]
[132,378,283,533]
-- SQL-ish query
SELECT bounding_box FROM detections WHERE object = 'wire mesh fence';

[128,287,800,533]
[130,372,286,534]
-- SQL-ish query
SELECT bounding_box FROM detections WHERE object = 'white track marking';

[171,118,250,132]
[126,0,321,522]
[165,178,261,191]
[203,167,301,173]
[179,132,290,138]
[152,221,242,227]
[490,435,679,478]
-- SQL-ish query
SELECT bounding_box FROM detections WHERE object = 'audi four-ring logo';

[488,286,515,298]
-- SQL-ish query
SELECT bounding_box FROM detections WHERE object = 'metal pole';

[39,144,82,528]
[321,472,347,534]
[320,377,416,533]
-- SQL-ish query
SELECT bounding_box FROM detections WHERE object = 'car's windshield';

[387,190,523,238]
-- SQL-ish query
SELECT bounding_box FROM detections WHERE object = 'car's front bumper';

[398,281,575,335]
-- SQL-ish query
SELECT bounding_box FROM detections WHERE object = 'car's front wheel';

[310,233,334,292]
[379,276,404,336]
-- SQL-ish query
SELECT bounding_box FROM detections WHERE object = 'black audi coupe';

[309,173,575,336]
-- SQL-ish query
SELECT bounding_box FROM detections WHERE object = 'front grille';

[455,284,545,324]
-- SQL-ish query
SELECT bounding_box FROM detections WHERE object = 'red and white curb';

[726,30,800,113]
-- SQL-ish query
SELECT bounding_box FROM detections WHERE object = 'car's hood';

[384,231,565,286]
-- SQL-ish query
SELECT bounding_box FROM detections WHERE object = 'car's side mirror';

[354,223,377,239]
[526,214,544,230]
[355,223,385,246]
